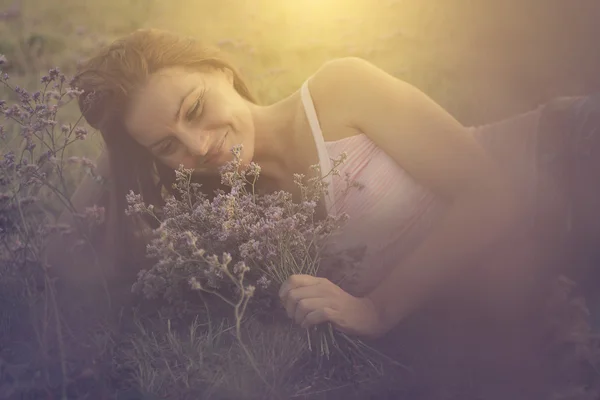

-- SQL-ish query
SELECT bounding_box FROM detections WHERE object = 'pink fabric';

[300,80,542,296]
[300,81,446,296]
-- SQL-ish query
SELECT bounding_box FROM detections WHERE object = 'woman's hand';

[279,274,387,339]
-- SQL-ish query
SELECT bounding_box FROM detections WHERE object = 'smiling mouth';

[203,132,228,164]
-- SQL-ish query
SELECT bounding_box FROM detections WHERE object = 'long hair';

[71,28,257,273]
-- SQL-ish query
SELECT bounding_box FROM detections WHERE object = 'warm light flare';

[270,0,384,47]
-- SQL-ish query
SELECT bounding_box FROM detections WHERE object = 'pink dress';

[300,80,543,296]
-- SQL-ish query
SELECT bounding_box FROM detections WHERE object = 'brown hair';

[71,28,257,273]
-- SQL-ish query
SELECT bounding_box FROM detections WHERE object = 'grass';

[1,0,600,399]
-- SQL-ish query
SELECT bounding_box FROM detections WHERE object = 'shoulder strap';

[300,79,336,215]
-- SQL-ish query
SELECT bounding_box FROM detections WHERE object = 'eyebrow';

[148,86,197,149]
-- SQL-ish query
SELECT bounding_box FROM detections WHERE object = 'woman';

[58,28,598,345]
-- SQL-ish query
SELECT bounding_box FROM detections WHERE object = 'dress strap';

[300,79,336,215]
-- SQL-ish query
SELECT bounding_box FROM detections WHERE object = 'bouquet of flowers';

[126,144,404,382]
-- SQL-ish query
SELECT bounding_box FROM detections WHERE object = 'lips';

[203,132,228,164]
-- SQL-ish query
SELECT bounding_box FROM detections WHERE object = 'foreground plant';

[0,56,112,399]
[127,144,407,393]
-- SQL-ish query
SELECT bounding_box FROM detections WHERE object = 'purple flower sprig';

[0,65,100,262]
[128,144,356,303]
[0,63,116,400]
[129,146,354,316]
[124,143,407,376]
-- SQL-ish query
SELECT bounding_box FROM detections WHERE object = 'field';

[1,0,600,399]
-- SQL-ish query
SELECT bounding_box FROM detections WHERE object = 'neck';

[246,94,302,182]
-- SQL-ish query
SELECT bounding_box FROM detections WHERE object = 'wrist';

[364,291,413,338]
[361,296,391,339]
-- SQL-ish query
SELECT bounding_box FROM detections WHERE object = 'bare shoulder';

[305,57,411,142]
[304,58,379,142]
[311,57,382,82]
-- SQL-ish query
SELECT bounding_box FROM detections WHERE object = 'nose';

[178,129,211,158]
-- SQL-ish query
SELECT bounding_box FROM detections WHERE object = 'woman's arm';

[303,58,522,337]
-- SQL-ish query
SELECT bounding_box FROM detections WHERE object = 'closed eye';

[185,89,206,121]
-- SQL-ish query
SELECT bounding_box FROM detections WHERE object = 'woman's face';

[124,66,255,174]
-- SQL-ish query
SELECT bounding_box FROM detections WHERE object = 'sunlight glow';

[267,0,377,47]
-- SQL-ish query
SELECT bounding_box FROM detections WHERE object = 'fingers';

[278,274,321,299]
[282,284,326,319]
[302,307,337,329]
[279,275,341,328]
[293,297,334,326]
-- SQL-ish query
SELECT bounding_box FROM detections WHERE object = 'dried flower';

[127,141,370,366]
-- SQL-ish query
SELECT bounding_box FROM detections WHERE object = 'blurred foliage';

[0,0,599,127]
